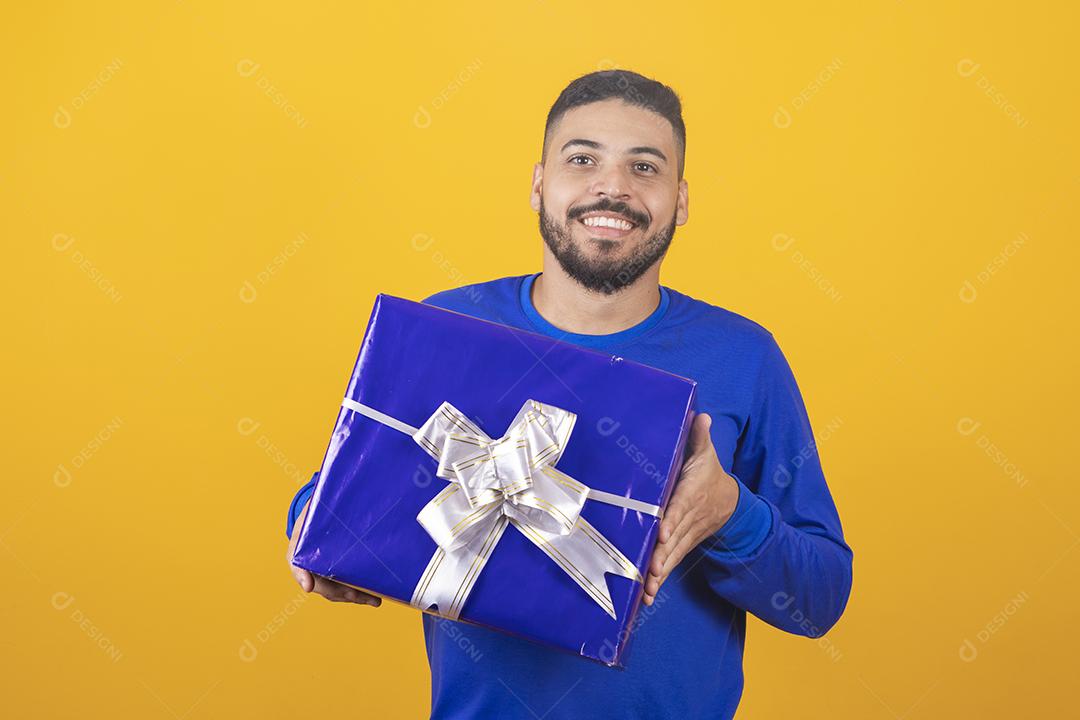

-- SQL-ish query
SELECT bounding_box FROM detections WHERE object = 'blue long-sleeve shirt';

[286,272,853,719]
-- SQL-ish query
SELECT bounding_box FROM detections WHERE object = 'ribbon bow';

[413,399,589,551]
[341,397,656,621]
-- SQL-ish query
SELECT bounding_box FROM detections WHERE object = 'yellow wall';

[4,2,1076,717]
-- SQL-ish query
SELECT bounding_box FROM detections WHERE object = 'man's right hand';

[287,498,382,607]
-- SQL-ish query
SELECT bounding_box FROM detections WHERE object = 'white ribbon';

[341,397,659,620]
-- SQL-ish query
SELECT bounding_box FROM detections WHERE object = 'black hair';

[542,70,686,179]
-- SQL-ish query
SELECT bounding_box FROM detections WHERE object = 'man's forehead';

[550,100,677,155]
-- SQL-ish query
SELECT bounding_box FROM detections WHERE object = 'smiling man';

[285,70,853,719]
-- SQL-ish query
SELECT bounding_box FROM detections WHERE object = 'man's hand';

[643,413,739,606]
[287,498,382,607]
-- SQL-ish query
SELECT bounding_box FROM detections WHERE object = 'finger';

[650,541,670,577]
[649,548,666,579]
[649,525,688,588]
[646,543,674,592]
[355,592,382,607]
[645,566,666,598]
[642,575,660,603]
[662,519,692,562]
[651,558,664,581]
[659,502,686,544]
[312,576,381,606]
[312,575,354,602]
[650,531,673,575]
[654,512,696,575]
[687,413,713,456]
[660,519,707,581]
[285,500,311,564]
[291,565,314,593]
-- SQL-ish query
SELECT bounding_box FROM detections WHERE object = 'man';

[285,69,853,719]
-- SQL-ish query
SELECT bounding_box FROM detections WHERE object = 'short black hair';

[542,70,686,179]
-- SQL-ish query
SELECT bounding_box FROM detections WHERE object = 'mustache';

[567,200,649,227]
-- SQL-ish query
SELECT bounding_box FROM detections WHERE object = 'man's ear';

[675,177,689,226]
[529,162,543,212]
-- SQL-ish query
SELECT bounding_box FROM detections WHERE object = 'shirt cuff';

[285,473,319,540]
[711,471,773,557]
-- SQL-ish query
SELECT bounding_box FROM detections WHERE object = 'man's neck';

[531,259,662,336]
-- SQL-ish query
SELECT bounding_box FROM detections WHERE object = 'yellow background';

[4,1,1076,717]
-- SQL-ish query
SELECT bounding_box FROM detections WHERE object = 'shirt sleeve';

[698,333,854,638]
[285,472,319,540]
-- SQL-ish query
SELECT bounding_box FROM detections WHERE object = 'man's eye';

[568,155,594,165]
[634,162,657,173]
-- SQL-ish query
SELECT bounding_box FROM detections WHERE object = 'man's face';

[531,98,688,295]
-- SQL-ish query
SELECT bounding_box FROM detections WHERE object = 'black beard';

[538,198,677,296]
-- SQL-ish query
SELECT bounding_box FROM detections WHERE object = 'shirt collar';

[518,272,671,350]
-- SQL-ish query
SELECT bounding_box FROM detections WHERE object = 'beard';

[538,196,677,295]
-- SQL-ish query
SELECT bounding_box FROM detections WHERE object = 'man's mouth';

[576,212,640,239]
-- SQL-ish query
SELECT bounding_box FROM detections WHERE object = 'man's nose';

[589,164,632,200]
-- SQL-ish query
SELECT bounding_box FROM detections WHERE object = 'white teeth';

[582,215,633,230]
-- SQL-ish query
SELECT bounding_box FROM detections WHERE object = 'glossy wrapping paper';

[291,293,697,667]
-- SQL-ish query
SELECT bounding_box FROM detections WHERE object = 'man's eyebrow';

[628,145,668,163]
[559,138,668,163]
[560,138,602,153]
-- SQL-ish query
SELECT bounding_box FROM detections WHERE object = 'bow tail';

[410,512,510,621]
[509,516,643,619]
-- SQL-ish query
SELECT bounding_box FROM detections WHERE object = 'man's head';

[530,70,689,295]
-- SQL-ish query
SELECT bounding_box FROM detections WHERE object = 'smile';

[577,213,639,239]
[581,214,634,230]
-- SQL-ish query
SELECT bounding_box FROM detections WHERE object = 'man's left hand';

[643,412,739,606]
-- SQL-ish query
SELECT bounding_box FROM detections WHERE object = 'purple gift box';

[291,294,697,666]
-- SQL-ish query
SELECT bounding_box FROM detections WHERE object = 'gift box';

[291,293,697,667]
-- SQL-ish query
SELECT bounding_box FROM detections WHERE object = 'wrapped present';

[291,293,697,667]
